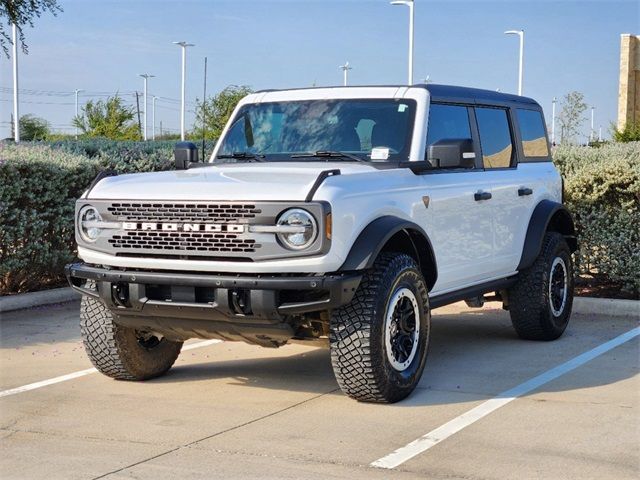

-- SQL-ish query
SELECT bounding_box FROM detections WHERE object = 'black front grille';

[108,231,260,253]
[107,202,262,222]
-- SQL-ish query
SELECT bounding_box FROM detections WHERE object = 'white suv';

[66,85,577,403]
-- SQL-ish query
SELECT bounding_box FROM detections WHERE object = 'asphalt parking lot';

[1,299,638,480]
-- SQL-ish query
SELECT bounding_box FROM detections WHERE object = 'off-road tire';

[80,293,183,380]
[508,232,574,341]
[330,252,430,403]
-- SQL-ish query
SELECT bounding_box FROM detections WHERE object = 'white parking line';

[372,326,640,469]
[0,339,222,399]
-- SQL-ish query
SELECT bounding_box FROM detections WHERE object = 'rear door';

[421,103,495,294]
[474,105,542,276]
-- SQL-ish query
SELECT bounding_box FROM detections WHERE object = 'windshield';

[215,99,416,163]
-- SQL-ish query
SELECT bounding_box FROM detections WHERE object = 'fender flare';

[339,216,438,290]
[518,199,578,271]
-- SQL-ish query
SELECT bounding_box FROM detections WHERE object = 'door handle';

[474,191,492,201]
[518,187,533,196]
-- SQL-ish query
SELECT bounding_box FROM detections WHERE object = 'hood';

[86,162,379,201]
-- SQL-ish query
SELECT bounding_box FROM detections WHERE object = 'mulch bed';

[575,274,638,300]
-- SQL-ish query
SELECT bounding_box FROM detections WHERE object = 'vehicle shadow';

[152,306,639,406]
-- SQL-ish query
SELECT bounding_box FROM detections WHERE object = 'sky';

[0,0,638,140]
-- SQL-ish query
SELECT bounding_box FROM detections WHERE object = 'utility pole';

[135,92,142,138]
[12,23,20,142]
[339,62,352,86]
[504,30,525,95]
[551,97,557,145]
[74,89,84,139]
[139,74,154,141]
[173,41,195,141]
[391,0,415,85]
[152,96,158,141]
[160,120,163,138]
[590,106,595,142]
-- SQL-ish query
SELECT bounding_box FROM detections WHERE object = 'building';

[618,34,640,131]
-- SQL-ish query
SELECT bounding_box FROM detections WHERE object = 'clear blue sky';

[1,0,637,140]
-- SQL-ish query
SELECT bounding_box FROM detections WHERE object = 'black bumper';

[65,263,361,323]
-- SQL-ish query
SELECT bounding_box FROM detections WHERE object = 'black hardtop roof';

[255,83,540,108]
[423,84,539,106]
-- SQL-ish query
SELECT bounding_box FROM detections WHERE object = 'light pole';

[504,29,524,95]
[74,89,84,139]
[590,106,595,142]
[152,96,158,140]
[422,75,431,84]
[139,74,154,141]
[339,62,352,86]
[173,41,194,141]
[12,23,19,142]
[551,97,557,145]
[391,0,414,85]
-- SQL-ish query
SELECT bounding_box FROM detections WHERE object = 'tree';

[557,91,587,145]
[72,96,141,141]
[0,0,62,57]
[612,122,640,143]
[193,85,253,140]
[19,114,50,140]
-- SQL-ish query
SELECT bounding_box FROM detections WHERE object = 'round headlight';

[79,205,103,242]
[276,208,317,250]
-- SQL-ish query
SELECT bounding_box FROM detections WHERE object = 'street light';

[551,97,557,145]
[12,23,19,142]
[590,106,595,142]
[74,89,84,139]
[339,62,352,86]
[152,96,159,140]
[391,0,414,85]
[173,41,195,141]
[139,74,154,141]
[504,29,524,95]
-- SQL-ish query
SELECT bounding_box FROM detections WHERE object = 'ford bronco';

[66,84,577,403]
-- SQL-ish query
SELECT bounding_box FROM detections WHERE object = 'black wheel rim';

[549,257,568,317]
[385,288,419,371]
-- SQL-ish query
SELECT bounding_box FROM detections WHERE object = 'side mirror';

[174,142,199,170]
[427,139,476,169]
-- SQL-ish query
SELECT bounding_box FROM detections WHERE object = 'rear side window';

[475,107,514,169]
[426,104,471,148]
[517,109,550,158]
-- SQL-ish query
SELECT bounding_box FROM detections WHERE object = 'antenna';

[202,56,208,161]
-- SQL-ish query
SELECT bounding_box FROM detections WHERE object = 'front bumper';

[65,262,361,323]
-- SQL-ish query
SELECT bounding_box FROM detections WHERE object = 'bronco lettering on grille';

[122,222,246,233]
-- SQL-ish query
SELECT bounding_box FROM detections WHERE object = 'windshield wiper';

[216,152,265,162]
[291,150,368,163]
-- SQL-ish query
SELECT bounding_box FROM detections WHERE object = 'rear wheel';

[80,291,183,380]
[330,252,430,403]
[508,232,574,341]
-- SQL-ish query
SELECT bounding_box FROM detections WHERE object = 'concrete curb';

[0,287,80,314]
[573,297,639,318]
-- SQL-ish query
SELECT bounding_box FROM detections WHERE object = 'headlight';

[276,208,317,250]
[78,205,103,242]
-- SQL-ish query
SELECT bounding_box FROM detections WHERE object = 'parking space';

[1,300,638,479]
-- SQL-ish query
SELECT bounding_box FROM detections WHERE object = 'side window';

[475,107,514,169]
[517,109,550,158]
[426,104,472,148]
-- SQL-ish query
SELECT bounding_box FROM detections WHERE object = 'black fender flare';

[518,200,578,271]
[339,216,438,290]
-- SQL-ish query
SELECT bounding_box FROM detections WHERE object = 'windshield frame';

[211,98,418,164]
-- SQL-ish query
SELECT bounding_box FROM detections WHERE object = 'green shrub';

[553,142,640,295]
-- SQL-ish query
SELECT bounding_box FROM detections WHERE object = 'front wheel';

[508,232,574,341]
[330,252,430,403]
[80,293,183,380]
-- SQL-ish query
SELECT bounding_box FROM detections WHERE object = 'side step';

[429,277,516,310]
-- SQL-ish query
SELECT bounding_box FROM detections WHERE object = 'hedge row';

[1,140,639,296]
[554,142,640,295]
